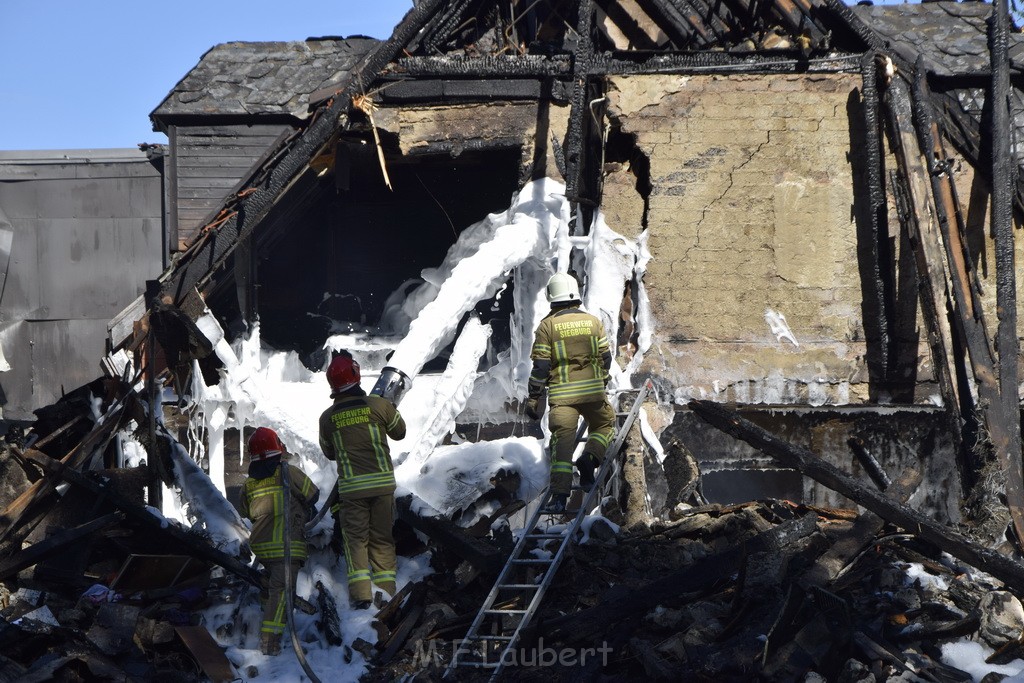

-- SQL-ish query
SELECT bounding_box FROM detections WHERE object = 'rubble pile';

[4,388,1024,682]
[368,499,1024,682]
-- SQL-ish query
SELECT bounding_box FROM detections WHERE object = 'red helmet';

[248,427,284,460]
[327,354,360,395]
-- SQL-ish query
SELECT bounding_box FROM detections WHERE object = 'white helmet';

[546,272,581,303]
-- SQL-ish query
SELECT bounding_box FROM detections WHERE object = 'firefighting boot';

[542,493,568,514]
[259,632,282,656]
[576,453,598,492]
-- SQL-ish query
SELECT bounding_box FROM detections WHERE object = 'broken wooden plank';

[689,400,1024,594]
[174,625,236,683]
[23,449,261,586]
[798,468,921,589]
[0,406,125,545]
[395,496,504,574]
[882,74,963,432]
[910,67,1023,539]
[0,512,123,581]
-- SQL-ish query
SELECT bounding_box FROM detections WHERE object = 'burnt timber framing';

[100,0,1024,573]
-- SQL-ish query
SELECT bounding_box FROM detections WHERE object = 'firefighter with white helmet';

[318,352,406,609]
[526,272,615,513]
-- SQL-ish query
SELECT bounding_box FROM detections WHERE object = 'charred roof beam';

[632,0,711,49]
[160,0,450,303]
[590,49,861,74]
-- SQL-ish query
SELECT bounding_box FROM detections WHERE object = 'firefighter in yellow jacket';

[319,353,406,609]
[526,272,615,513]
[239,427,319,655]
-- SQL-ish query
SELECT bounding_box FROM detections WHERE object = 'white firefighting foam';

[149,178,658,681]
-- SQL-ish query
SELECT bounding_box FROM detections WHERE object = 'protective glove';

[525,397,544,421]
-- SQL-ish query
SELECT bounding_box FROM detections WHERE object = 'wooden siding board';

[171,123,289,247]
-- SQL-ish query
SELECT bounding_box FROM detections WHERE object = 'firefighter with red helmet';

[526,272,615,513]
[239,427,319,655]
[318,352,406,609]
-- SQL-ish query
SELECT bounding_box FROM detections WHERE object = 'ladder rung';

[464,634,514,641]
[525,533,564,539]
[454,661,500,669]
[511,558,552,564]
[485,609,528,614]
[497,583,540,589]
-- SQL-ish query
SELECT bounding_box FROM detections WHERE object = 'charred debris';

[5,0,1024,681]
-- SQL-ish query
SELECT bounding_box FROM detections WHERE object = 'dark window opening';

[253,149,523,366]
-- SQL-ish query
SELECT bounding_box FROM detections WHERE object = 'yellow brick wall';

[606,73,873,404]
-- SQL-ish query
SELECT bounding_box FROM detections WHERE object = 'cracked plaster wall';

[605,73,869,405]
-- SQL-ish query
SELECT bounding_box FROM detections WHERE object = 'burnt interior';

[231,148,523,363]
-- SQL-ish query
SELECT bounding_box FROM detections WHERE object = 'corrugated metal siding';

[172,124,290,247]
[0,151,164,421]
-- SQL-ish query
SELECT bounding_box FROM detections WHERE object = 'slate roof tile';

[151,37,378,123]
[851,1,1024,76]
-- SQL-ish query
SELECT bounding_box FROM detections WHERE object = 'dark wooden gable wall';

[166,123,291,249]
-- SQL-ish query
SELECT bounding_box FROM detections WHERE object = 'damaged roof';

[150,37,378,126]
[849,0,1024,76]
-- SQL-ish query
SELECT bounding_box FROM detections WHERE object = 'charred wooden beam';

[848,437,892,491]
[589,50,860,75]
[161,0,449,304]
[798,468,919,589]
[395,495,504,573]
[595,0,664,51]
[989,0,1024,546]
[0,512,123,581]
[882,74,963,433]
[633,0,709,48]
[386,55,572,79]
[565,0,597,231]
[375,79,545,103]
[0,406,125,546]
[911,63,1016,508]
[689,400,1024,594]
[859,53,894,389]
[23,450,262,586]
[774,0,829,48]
[543,513,819,643]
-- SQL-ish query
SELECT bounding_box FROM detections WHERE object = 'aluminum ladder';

[444,379,653,681]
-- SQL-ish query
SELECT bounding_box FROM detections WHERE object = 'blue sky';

[0,1,413,150]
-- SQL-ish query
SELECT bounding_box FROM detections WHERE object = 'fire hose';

[281,464,322,683]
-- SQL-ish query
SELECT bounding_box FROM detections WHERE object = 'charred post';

[988,0,1024,549]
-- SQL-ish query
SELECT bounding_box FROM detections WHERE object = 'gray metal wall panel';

[0,322,32,421]
[2,217,42,319]
[0,153,164,421]
[27,319,109,416]
[0,173,159,219]
[33,217,160,319]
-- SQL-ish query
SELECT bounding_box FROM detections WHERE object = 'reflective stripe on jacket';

[240,463,318,561]
[319,393,406,500]
[530,308,610,406]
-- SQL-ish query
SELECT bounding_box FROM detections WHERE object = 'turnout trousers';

[548,400,615,496]
[259,559,302,639]
[338,494,397,602]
